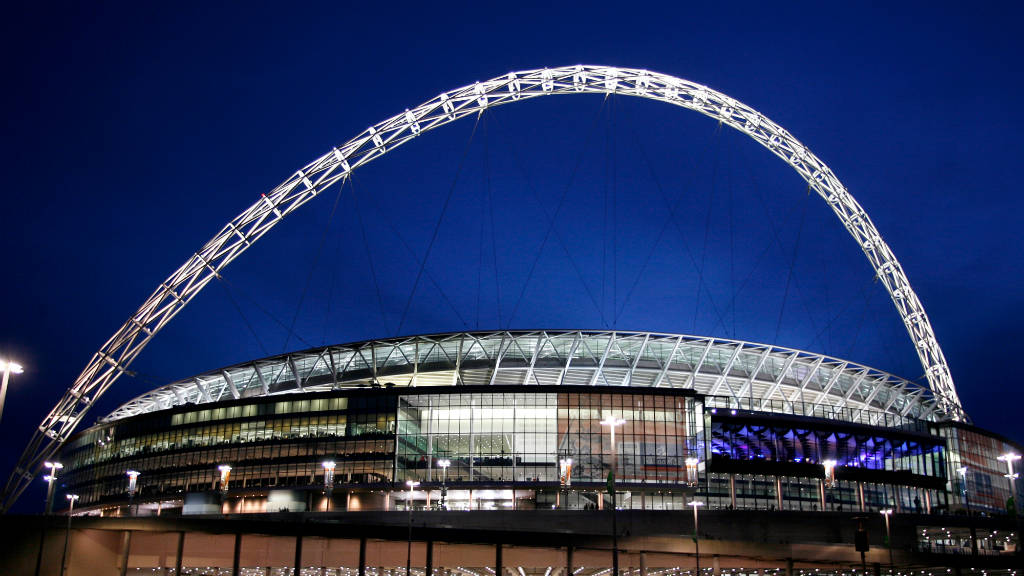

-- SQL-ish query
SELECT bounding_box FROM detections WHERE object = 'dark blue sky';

[1,2,1022,510]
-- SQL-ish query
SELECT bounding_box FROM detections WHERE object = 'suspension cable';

[282,178,347,352]
[349,177,391,335]
[395,112,483,336]
[492,99,610,329]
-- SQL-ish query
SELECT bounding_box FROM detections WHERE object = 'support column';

[566,543,573,576]
[426,541,433,576]
[785,558,793,576]
[174,532,185,576]
[775,477,783,510]
[359,537,367,576]
[712,555,721,576]
[119,530,133,576]
[819,480,826,510]
[294,534,303,576]
[639,553,647,576]
[924,490,932,514]
[495,543,502,576]
[232,533,242,576]
[729,475,736,509]
[858,483,866,512]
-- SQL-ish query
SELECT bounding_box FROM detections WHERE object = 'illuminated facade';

[54,331,1021,522]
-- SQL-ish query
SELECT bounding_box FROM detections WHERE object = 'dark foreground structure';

[8,331,1020,574]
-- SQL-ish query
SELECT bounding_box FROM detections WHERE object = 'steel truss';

[101,330,943,427]
[0,65,965,511]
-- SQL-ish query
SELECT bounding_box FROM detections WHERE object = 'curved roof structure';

[104,330,947,425]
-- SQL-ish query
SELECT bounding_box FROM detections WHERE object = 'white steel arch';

[0,65,965,511]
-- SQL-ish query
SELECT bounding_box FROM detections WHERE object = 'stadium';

[4,66,1022,574]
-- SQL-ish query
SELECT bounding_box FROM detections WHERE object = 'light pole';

[956,466,978,556]
[0,358,24,428]
[689,500,704,575]
[880,508,894,568]
[406,479,420,576]
[601,415,625,576]
[997,452,1020,515]
[559,456,573,508]
[126,470,140,516]
[322,461,336,511]
[437,459,450,510]
[217,464,232,513]
[43,461,63,515]
[60,494,78,576]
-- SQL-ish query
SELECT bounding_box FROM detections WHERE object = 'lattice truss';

[1,65,965,511]
[104,331,944,427]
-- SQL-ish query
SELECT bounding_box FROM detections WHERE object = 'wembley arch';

[0,65,967,511]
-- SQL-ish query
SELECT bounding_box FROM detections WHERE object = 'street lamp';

[322,461,336,511]
[126,470,140,516]
[685,457,699,487]
[0,358,24,428]
[406,479,420,576]
[997,453,1020,515]
[437,459,450,510]
[43,461,63,515]
[217,464,232,496]
[880,508,894,568]
[60,494,79,576]
[600,415,625,576]
[688,500,704,575]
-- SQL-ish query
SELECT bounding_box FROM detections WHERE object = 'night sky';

[1,2,1022,512]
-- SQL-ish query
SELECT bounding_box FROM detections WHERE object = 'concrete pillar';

[426,541,433,576]
[712,554,721,576]
[495,543,502,576]
[294,534,303,575]
[819,480,826,510]
[359,537,367,576]
[785,558,793,576]
[566,543,573,576]
[858,483,865,512]
[729,475,736,509]
[231,533,242,576]
[775,477,783,510]
[119,530,133,576]
[174,532,185,576]
[925,490,932,514]
[640,552,647,576]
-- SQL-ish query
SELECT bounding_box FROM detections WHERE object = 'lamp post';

[406,479,420,576]
[0,358,24,428]
[322,461,336,511]
[437,459,450,510]
[880,508,894,568]
[559,456,573,509]
[689,500,704,575]
[43,461,63,515]
[217,464,232,514]
[956,466,978,556]
[997,452,1020,515]
[60,494,78,576]
[601,415,625,576]
[126,470,140,516]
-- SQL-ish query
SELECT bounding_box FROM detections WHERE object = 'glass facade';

[55,385,1021,521]
[396,391,702,486]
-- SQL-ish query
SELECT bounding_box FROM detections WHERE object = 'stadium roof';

[103,330,948,425]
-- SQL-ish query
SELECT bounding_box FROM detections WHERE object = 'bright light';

[998,453,1021,464]
[406,480,420,489]
[218,464,232,473]
[685,457,699,466]
[688,500,705,507]
[0,360,23,374]
[322,461,336,470]
[957,466,968,477]
[66,494,79,501]
[600,415,626,427]
[126,469,140,478]
[881,508,893,516]
[438,459,451,469]
[44,461,63,471]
